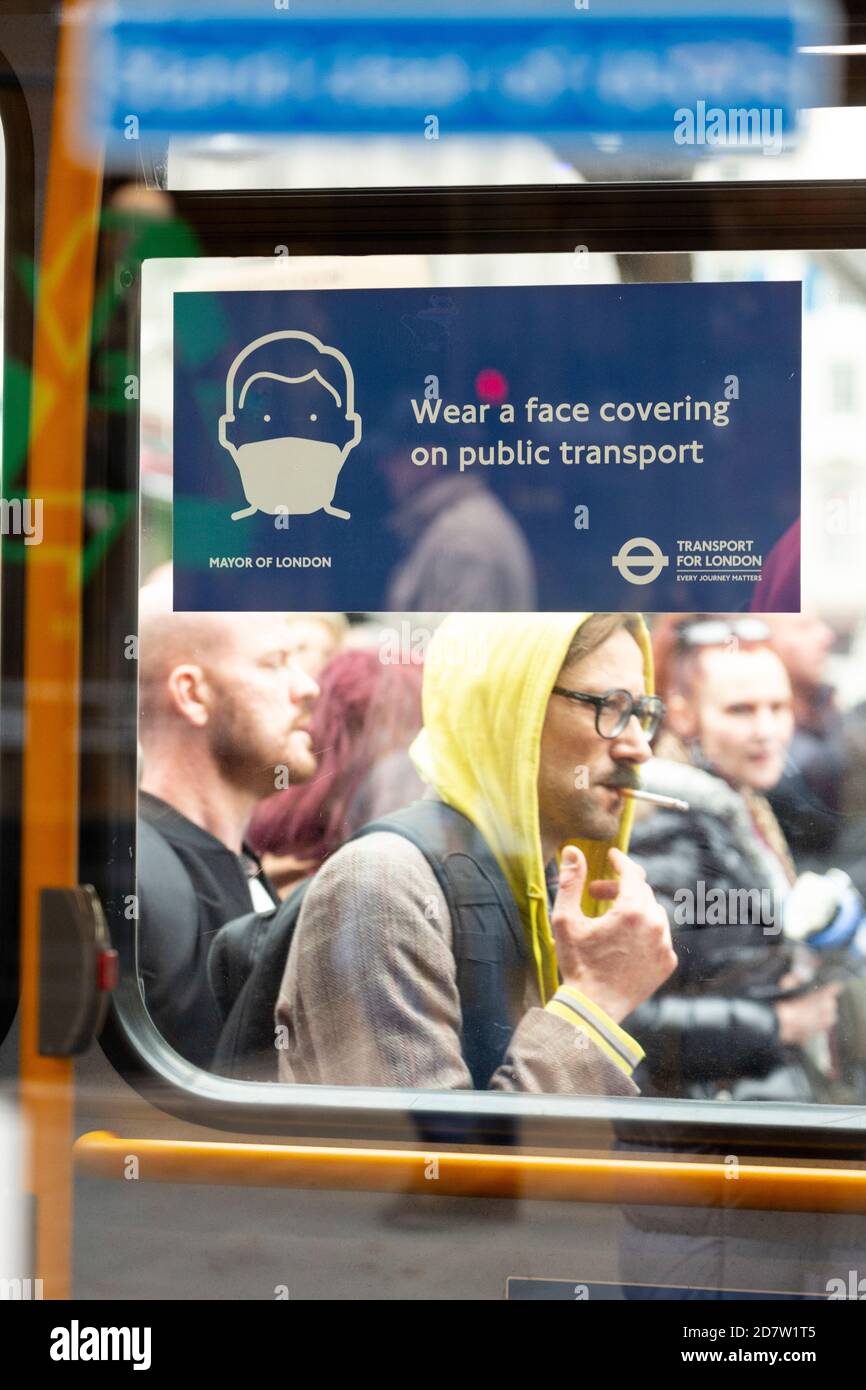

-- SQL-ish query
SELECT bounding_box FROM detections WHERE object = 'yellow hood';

[410,613,653,1004]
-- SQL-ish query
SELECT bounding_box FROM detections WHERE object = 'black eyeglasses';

[552,686,666,741]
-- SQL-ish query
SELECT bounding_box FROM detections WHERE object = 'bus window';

[72,211,864,1158]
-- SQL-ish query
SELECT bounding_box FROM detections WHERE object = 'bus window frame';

[84,173,866,1157]
[0,47,36,1048]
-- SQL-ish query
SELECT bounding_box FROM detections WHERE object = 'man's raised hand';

[551,845,677,1023]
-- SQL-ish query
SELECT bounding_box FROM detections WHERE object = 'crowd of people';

[135,585,866,1107]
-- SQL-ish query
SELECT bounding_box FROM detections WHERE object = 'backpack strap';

[137,819,226,1069]
[207,900,278,1023]
[352,800,528,1086]
[137,818,201,998]
[211,800,529,1088]
[210,876,313,1081]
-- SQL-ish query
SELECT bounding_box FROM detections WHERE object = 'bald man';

[137,587,319,1067]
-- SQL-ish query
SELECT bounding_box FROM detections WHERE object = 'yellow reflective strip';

[557,984,646,1064]
[545,1000,634,1076]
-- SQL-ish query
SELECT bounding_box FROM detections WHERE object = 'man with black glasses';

[276,611,676,1094]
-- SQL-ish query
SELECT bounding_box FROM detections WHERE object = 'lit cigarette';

[619,788,690,812]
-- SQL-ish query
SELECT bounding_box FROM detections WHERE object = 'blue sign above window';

[82,3,833,151]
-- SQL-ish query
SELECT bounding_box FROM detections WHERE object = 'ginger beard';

[205,666,317,797]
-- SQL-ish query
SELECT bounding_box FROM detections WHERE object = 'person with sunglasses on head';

[275,612,676,1095]
[623,614,852,1108]
[617,615,866,1298]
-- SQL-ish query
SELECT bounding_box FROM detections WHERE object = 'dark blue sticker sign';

[172,280,801,613]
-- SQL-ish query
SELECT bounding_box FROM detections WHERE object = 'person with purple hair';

[248,647,425,895]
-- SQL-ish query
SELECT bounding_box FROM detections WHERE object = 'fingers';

[555,846,587,905]
[606,847,648,887]
[551,847,588,944]
[588,879,620,901]
[605,848,655,916]
[590,850,648,903]
[813,987,840,1028]
[816,982,842,1018]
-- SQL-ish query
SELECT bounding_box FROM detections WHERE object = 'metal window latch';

[39,886,118,1056]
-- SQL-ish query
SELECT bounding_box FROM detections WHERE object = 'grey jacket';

[384,476,537,612]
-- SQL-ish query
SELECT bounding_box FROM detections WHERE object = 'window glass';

[136,247,866,1114]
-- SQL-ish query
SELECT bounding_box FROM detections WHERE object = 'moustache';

[598,769,640,791]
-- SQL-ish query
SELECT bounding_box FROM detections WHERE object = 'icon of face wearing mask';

[218,330,362,522]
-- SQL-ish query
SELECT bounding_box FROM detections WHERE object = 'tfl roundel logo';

[611,537,670,586]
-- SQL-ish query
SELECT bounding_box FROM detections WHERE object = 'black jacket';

[767,685,846,871]
[137,792,278,1069]
[820,699,866,901]
[623,759,817,1103]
